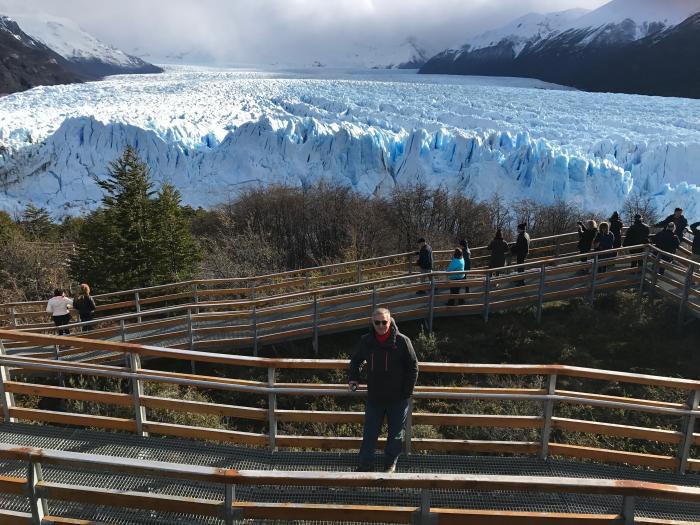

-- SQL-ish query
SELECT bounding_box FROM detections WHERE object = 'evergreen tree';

[152,183,199,282]
[71,146,200,292]
[21,203,56,241]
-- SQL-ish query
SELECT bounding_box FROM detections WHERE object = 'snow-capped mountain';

[421,0,700,98]
[0,15,82,94]
[7,11,161,78]
[4,10,162,79]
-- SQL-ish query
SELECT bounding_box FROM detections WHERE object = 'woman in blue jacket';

[446,248,465,306]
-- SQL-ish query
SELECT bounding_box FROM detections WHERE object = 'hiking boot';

[383,458,398,474]
[355,464,373,472]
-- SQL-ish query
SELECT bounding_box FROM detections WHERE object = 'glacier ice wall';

[0,67,699,217]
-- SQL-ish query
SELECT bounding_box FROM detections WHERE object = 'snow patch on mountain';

[0,67,698,218]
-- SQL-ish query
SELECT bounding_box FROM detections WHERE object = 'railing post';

[134,292,141,324]
[120,319,127,343]
[407,254,413,274]
[268,367,277,452]
[371,285,377,314]
[589,255,599,303]
[554,238,561,257]
[192,283,200,314]
[650,253,661,302]
[677,265,694,332]
[621,495,635,525]
[252,307,258,358]
[540,374,557,460]
[312,294,319,356]
[0,339,16,423]
[404,398,413,455]
[130,352,148,438]
[224,483,235,525]
[536,263,546,324]
[250,281,256,300]
[483,273,491,323]
[357,262,362,284]
[678,389,700,474]
[638,246,649,304]
[427,274,435,333]
[187,308,196,374]
[28,459,48,524]
[304,273,310,291]
[412,488,436,525]
[9,307,16,328]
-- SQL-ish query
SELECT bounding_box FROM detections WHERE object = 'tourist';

[459,239,471,304]
[593,222,615,273]
[488,229,508,277]
[577,220,598,271]
[655,208,688,244]
[510,222,530,286]
[653,223,680,275]
[73,283,97,331]
[623,214,650,267]
[446,248,465,306]
[608,211,623,249]
[415,237,433,295]
[46,289,73,336]
[349,308,419,473]
[690,220,700,264]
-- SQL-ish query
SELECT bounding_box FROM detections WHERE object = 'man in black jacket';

[655,208,688,244]
[623,214,650,267]
[653,223,681,275]
[415,238,433,295]
[349,308,419,473]
[690,221,700,264]
[510,223,530,286]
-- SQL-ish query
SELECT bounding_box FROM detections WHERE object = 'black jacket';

[609,218,623,248]
[349,322,418,404]
[623,220,650,247]
[690,222,700,255]
[511,232,530,261]
[488,238,509,268]
[656,214,688,242]
[73,295,96,315]
[577,226,597,253]
[654,229,680,257]
[416,244,433,271]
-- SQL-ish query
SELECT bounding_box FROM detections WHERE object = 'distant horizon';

[0,0,609,67]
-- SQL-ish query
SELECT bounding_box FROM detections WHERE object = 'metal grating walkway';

[1,423,700,524]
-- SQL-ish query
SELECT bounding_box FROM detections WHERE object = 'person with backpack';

[73,283,97,331]
[349,308,418,474]
[487,229,509,277]
[655,208,688,244]
[415,237,433,295]
[459,239,471,304]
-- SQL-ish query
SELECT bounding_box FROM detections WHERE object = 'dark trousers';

[79,312,94,331]
[358,398,409,468]
[448,283,460,305]
[516,256,526,285]
[53,314,71,336]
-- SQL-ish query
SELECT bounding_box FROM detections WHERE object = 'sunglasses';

[373,320,389,326]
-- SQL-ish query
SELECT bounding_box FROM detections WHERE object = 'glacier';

[0,66,699,217]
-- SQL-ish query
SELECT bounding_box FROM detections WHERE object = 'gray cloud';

[0,0,609,66]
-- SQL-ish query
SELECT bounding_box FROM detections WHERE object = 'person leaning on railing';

[348,307,418,474]
[446,248,465,306]
[653,223,680,276]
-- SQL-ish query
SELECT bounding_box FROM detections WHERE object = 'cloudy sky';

[1,0,609,66]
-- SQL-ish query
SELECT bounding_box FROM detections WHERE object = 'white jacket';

[46,296,73,317]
